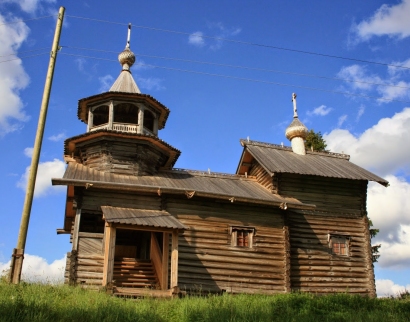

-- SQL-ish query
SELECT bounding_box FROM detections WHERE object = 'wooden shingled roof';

[237,140,388,186]
[101,206,186,230]
[52,162,314,210]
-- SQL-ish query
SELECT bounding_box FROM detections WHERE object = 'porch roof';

[101,206,186,230]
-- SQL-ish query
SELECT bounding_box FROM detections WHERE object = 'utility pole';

[9,6,65,284]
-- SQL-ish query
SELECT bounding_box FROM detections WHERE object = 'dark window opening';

[79,213,105,233]
[143,110,154,132]
[114,103,138,124]
[92,105,109,126]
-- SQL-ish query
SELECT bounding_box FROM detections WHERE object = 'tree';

[305,129,327,152]
[369,219,381,263]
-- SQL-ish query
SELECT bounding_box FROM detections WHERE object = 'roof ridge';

[240,139,350,160]
[164,168,254,180]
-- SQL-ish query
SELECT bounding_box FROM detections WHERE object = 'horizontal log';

[78,232,104,239]
[291,270,369,278]
[178,259,285,274]
[291,265,365,272]
[291,286,370,293]
[178,266,284,280]
[290,259,367,268]
[179,245,286,259]
[178,272,285,286]
[179,277,285,291]
[291,276,369,283]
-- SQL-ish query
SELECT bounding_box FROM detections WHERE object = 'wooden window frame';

[229,226,255,248]
[328,234,350,256]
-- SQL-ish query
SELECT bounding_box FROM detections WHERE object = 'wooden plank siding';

[278,173,367,214]
[287,212,374,295]
[165,197,287,294]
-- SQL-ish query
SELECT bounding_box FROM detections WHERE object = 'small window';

[230,226,255,248]
[328,234,350,256]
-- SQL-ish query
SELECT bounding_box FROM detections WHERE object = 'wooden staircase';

[113,258,159,289]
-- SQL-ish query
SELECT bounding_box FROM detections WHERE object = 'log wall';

[165,197,287,294]
[287,212,375,295]
[278,173,367,214]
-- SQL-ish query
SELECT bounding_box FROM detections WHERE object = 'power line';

[59,52,410,104]
[0,15,55,26]
[0,52,49,64]
[61,45,410,91]
[65,15,410,71]
[0,48,49,58]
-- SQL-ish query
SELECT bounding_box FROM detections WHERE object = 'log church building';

[52,29,388,297]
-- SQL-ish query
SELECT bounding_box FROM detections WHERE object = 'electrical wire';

[0,48,50,58]
[0,52,50,64]
[0,15,55,26]
[59,52,410,104]
[65,14,410,71]
[61,45,410,90]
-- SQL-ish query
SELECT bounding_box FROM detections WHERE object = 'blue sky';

[0,0,409,296]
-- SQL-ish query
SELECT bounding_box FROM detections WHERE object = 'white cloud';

[325,107,410,176]
[376,279,410,297]
[188,23,241,50]
[74,58,86,72]
[24,147,33,157]
[337,64,410,103]
[337,65,381,91]
[136,76,164,91]
[0,254,65,284]
[356,105,365,122]
[48,132,65,142]
[0,13,30,136]
[189,31,205,47]
[353,0,410,41]
[388,58,410,77]
[337,114,347,127]
[307,105,332,116]
[17,159,66,197]
[2,0,56,15]
[368,176,410,267]
[98,74,113,92]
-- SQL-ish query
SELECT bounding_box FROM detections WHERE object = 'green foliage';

[369,219,381,263]
[305,129,327,152]
[0,281,409,322]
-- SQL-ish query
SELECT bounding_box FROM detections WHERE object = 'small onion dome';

[118,47,136,70]
[285,117,308,141]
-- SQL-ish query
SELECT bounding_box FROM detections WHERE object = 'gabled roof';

[237,140,388,186]
[52,162,315,210]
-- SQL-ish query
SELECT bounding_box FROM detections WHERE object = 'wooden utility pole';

[9,6,65,284]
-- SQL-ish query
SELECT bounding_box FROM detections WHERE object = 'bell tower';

[64,25,180,175]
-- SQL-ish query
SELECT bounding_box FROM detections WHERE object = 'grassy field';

[0,281,409,322]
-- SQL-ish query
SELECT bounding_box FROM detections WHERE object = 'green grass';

[0,281,409,322]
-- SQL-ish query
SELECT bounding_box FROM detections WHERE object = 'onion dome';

[118,47,136,71]
[285,117,308,141]
[285,93,308,155]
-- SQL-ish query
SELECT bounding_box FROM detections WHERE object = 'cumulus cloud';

[324,107,410,176]
[307,105,332,116]
[2,0,56,15]
[136,76,164,91]
[352,0,410,42]
[0,254,65,283]
[48,132,65,142]
[0,13,30,136]
[189,31,205,47]
[17,159,66,197]
[376,279,410,297]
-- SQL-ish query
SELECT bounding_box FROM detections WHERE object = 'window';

[328,234,350,256]
[230,226,255,248]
